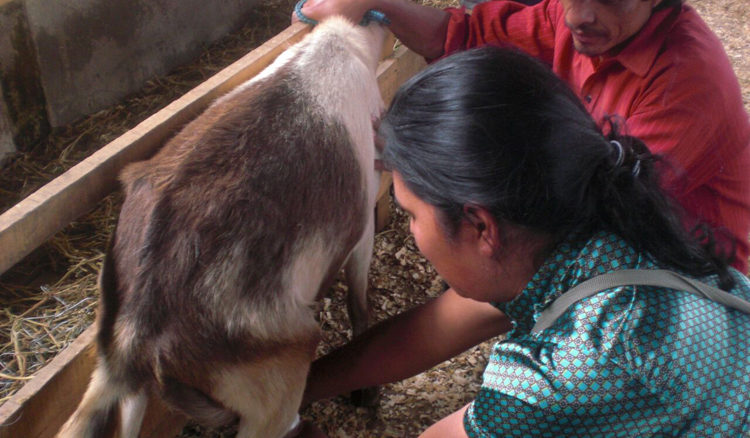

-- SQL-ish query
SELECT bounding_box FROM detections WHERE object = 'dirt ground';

[0,0,747,437]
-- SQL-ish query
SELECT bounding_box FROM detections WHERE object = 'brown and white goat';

[57,17,386,438]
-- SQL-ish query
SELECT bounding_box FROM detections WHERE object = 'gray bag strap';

[531,269,750,335]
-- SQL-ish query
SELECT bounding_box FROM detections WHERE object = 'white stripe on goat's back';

[291,18,386,208]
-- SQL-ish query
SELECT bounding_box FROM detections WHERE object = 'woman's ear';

[462,205,500,257]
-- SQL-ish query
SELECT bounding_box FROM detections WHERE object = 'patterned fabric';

[464,231,750,437]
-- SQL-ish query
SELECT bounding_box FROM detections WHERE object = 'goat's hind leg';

[344,219,378,406]
[119,388,148,438]
[57,362,133,438]
[344,218,374,337]
[215,346,313,438]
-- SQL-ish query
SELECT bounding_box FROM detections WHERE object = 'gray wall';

[0,0,48,161]
[0,87,14,165]
[0,0,262,163]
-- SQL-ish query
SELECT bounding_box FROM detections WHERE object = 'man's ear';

[462,205,500,257]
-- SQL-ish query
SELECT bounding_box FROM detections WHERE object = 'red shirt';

[443,0,750,272]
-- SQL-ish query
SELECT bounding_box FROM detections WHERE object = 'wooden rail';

[0,22,425,438]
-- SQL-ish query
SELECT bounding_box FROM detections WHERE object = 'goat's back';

[104,15,385,403]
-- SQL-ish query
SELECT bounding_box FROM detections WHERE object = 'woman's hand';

[302,288,512,406]
[289,420,328,438]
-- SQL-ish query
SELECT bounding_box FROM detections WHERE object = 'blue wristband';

[294,0,391,26]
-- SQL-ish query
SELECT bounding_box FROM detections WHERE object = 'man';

[299,0,750,272]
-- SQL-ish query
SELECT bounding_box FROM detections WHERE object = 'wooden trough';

[0,21,426,438]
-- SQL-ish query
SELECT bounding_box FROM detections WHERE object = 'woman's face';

[392,172,502,302]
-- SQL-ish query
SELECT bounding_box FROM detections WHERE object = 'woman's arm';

[303,288,512,404]
[297,0,451,59]
[420,403,470,437]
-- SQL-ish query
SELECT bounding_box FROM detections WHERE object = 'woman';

[301,47,750,437]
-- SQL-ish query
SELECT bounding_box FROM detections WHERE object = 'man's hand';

[291,0,376,25]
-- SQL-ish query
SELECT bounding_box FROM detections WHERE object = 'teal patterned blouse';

[464,231,750,437]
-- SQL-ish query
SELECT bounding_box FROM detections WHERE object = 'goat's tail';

[56,363,147,438]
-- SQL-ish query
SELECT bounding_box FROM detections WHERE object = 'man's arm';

[303,288,512,404]
[298,0,451,59]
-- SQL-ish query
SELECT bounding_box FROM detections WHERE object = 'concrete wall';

[0,0,49,160]
[0,0,262,163]
[0,86,15,166]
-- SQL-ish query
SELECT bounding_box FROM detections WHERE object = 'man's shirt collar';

[596,5,681,77]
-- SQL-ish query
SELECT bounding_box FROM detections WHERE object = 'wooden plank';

[0,22,311,276]
[137,397,188,438]
[381,32,396,60]
[0,326,97,438]
[375,172,393,232]
[376,43,426,107]
[375,46,426,231]
[0,34,425,438]
[0,324,187,438]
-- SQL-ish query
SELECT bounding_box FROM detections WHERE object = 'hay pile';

[0,193,119,403]
[0,0,747,436]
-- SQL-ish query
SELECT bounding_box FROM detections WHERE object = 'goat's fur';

[57,17,386,438]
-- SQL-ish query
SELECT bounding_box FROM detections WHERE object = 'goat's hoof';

[350,386,379,407]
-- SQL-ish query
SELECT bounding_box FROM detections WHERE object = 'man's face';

[561,0,662,56]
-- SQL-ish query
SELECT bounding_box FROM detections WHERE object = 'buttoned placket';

[579,56,619,123]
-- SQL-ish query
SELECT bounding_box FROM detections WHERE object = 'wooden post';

[375,172,392,232]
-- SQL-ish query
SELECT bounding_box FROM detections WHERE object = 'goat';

[57,16,386,438]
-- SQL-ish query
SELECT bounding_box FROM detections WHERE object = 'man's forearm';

[374,0,451,59]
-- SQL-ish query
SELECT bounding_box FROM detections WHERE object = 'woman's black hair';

[380,46,734,288]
